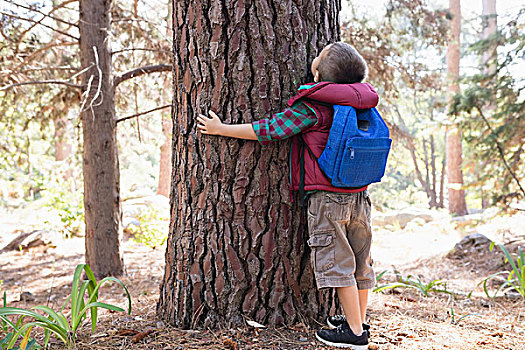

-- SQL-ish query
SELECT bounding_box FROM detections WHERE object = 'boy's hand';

[197,110,223,135]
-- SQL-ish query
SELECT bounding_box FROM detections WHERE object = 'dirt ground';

[1,207,525,350]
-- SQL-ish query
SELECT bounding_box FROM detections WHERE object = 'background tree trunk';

[482,0,497,75]
[480,0,497,208]
[157,0,173,198]
[79,0,124,277]
[446,0,468,216]
[158,0,341,328]
[53,116,72,162]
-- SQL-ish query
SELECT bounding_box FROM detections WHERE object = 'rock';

[454,233,492,251]
[372,208,436,229]
[1,230,58,252]
[450,213,484,227]
[20,291,35,302]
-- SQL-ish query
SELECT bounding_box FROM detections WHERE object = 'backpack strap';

[298,135,308,207]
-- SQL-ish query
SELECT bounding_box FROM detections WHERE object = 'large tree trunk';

[79,0,123,277]
[158,0,341,328]
[446,0,468,216]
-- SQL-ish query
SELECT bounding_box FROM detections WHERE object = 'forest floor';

[1,205,524,350]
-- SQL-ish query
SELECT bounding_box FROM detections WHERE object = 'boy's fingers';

[197,124,206,130]
[208,110,219,119]
[198,114,210,122]
[197,117,209,127]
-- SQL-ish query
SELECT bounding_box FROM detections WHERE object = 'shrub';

[127,206,169,249]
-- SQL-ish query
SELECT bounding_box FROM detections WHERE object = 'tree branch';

[0,80,82,91]
[0,66,79,76]
[12,0,79,50]
[0,11,79,41]
[475,105,525,199]
[111,47,171,55]
[116,104,171,123]
[113,64,172,87]
[4,0,78,28]
[8,42,78,75]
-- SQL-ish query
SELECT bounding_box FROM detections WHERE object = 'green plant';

[374,271,455,298]
[478,242,525,299]
[128,206,169,249]
[448,307,479,325]
[0,264,131,349]
[41,179,84,238]
[0,292,41,350]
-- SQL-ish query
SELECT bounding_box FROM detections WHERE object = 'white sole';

[315,333,368,349]
[326,317,337,329]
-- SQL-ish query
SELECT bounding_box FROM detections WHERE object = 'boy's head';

[311,42,368,84]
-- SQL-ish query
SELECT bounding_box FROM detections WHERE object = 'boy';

[197,42,378,349]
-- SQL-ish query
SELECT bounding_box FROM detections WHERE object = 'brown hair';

[317,42,368,84]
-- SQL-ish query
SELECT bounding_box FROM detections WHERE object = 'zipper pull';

[350,148,354,159]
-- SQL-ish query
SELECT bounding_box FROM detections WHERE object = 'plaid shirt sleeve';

[251,101,317,146]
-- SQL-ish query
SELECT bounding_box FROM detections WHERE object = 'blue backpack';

[318,105,392,187]
[299,105,391,200]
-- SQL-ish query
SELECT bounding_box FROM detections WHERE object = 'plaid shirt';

[251,101,317,146]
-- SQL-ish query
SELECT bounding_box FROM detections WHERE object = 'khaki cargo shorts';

[307,190,375,290]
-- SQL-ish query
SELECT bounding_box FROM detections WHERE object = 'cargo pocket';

[307,232,335,272]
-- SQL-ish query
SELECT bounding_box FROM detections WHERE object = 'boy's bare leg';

[358,288,369,324]
[336,286,364,336]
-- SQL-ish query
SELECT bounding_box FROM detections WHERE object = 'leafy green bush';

[0,264,131,349]
[41,180,84,238]
[479,243,525,299]
[127,206,169,249]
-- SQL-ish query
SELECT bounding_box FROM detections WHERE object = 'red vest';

[288,82,379,194]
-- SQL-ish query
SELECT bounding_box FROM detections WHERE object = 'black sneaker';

[316,322,369,349]
[327,315,370,335]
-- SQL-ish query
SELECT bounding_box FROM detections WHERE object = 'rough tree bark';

[446,0,468,216]
[158,0,341,328]
[79,0,124,277]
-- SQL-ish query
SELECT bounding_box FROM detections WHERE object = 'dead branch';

[116,104,171,123]
[111,47,171,55]
[0,80,82,91]
[79,47,103,114]
[0,11,79,41]
[9,41,78,75]
[4,0,78,28]
[113,64,172,87]
[12,0,78,50]
[0,66,79,75]
[475,105,525,198]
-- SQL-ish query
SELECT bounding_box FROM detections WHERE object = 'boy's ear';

[314,71,320,83]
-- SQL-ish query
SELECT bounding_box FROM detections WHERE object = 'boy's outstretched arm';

[197,111,258,140]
